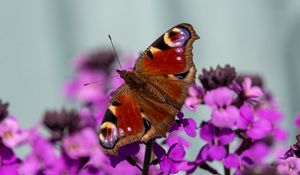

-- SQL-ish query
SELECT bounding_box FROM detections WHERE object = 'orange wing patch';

[99,85,145,155]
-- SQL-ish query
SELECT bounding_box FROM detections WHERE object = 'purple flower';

[273,127,288,142]
[0,116,28,148]
[62,128,98,159]
[64,70,107,103]
[185,85,204,111]
[242,77,263,99]
[256,108,283,124]
[109,142,140,168]
[277,157,300,175]
[0,163,20,175]
[295,114,300,128]
[166,133,190,148]
[233,77,263,104]
[19,135,58,175]
[223,153,240,168]
[169,112,197,137]
[200,123,234,160]
[73,50,116,73]
[241,142,269,165]
[154,143,186,174]
[204,87,239,128]
[237,104,272,140]
[0,142,19,165]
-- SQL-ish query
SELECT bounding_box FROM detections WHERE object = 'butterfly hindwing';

[99,85,145,155]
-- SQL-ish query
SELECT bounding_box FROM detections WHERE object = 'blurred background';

[0,0,300,155]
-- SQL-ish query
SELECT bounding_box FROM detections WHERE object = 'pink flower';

[237,104,272,140]
[185,85,204,111]
[0,116,28,148]
[204,87,239,128]
[277,157,300,175]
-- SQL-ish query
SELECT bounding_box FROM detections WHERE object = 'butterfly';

[98,23,199,155]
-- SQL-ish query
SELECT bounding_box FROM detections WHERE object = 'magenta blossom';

[64,70,107,103]
[153,143,186,175]
[169,112,197,137]
[200,123,235,160]
[185,85,205,111]
[204,87,239,128]
[19,136,58,175]
[277,157,300,175]
[165,133,190,148]
[0,116,28,148]
[62,128,99,159]
[234,77,263,103]
[236,104,272,140]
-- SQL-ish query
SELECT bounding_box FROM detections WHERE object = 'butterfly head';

[116,69,129,80]
[116,69,145,88]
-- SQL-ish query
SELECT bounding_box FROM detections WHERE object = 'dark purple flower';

[109,142,140,168]
[277,157,300,175]
[0,142,19,165]
[154,143,186,174]
[200,123,234,160]
[185,85,205,111]
[0,100,9,122]
[199,65,236,90]
[204,87,240,127]
[73,50,116,73]
[43,108,95,141]
[237,104,272,140]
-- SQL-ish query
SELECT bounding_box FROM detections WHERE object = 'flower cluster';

[180,65,288,175]
[0,48,295,175]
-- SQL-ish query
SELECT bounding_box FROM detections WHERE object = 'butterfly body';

[98,23,199,155]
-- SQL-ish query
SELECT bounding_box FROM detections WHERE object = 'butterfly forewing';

[134,23,199,75]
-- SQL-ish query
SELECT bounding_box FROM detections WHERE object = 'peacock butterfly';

[98,23,199,155]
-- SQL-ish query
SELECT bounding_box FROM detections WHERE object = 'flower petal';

[247,119,272,140]
[168,144,185,161]
[208,145,226,160]
[200,123,215,142]
[211,106,239,128]
[224,153,240,168]
[153,142,166,159]
[218,128,235,145]
[183,118,197,137]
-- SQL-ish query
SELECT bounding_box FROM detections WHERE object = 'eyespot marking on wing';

[99,122,119,149]
[164,27,191,48]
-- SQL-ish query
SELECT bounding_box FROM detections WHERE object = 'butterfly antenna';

[83,74,120,86]
[108,35,123,70]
